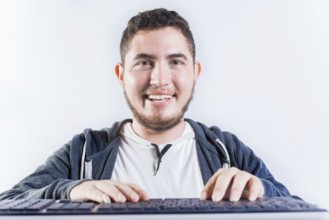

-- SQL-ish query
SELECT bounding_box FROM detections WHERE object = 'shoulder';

[186,119,270,173]
[206,123,262,169]
[69,119,131,155]
[185,118,239,144]
[185,118,251,155]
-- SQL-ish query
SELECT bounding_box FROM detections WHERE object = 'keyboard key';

[61,202,81,210]
[11,200,39,211]
[228,202,247,212]
[76,202,95,211]
[97,203,113,211]
[0,199,28,210]
[143,202,160,212]
[127,203,144,211]
[27,199,55,210]
[46,203,66,211]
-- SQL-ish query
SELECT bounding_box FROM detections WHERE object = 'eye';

[134,60,153,70]
[170,59,185,65]
[136,60,153,66]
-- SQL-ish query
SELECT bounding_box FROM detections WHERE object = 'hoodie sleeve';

[221,131,291,197]
[0,139,85,200]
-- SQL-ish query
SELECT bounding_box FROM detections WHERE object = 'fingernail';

[248,193,257,201]
[200,191,207,200]
[130,192,139,201]
[117,194,124,202]
[102,195,111,203]
[140,191,149,200]
[212,191,222,202]
[230,192,239,202]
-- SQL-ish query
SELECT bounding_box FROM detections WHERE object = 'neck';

[131,119,185,145]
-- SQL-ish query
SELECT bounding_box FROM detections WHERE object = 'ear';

[194,61,202,81]
[114,63,124,86]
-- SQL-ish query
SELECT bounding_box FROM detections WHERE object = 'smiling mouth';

[146,94,175,102]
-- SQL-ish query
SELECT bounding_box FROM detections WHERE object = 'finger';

[112,182,145,202]
[95,181,127,203]
[211,167,240,202]
[127,183,149,201]
[246,177,264,201]
[200,168,225,200]
[229,171,251,201]
[85,185,111,203]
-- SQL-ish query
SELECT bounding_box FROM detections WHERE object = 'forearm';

[0,142,83,201]
[0,179,83,200]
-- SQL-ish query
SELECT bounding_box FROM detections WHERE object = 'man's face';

[116,27,201,131]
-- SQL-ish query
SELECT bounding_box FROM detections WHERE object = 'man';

[0,8,290,203]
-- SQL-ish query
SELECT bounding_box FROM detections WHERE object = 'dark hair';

[120,8,195,63]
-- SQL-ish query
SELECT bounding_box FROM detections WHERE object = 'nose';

[150,63,171,87]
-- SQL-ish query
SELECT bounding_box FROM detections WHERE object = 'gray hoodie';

[0,119,291,200]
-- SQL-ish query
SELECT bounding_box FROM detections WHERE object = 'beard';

[123,86,195,132]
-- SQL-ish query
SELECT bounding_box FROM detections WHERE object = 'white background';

[0,0,328,209]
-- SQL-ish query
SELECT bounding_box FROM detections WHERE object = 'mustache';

[142,86,177,95]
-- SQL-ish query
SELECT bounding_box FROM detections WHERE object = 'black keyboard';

[0,197,326,215]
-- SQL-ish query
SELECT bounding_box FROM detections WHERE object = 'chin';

[136,114,183,132]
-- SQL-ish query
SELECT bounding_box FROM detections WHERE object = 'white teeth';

[148,95,173,101]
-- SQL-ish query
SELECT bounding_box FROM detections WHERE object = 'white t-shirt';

[111,122,204,199]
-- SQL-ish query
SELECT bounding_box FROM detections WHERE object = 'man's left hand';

[200,167,264,202]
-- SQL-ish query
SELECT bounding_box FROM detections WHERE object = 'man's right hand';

[70,180,149,203]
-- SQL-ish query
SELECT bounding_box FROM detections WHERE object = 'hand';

[70,180,149,203]
[200,167,264,202]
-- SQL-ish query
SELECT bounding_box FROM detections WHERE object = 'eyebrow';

[133,53,155,60]
[167,53,188,60]
[133,53,188,61]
